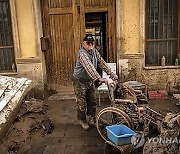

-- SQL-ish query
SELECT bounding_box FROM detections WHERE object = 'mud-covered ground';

[0,99,54,154]
[0,96,179,154]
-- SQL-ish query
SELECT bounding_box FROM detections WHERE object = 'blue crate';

[106,124,135,145]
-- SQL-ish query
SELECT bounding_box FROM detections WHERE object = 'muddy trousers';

[73,77,97,121]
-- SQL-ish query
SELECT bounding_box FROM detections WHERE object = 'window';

[0,0,16,72]
[145,0,179,66]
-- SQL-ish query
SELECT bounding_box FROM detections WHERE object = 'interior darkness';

[85,12,107,61]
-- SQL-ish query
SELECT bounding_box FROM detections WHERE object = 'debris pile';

[173,94,180,108]
[0,98,54,153]
[0,75,32,111]
[143,112,180,153]
[0,75,32,141]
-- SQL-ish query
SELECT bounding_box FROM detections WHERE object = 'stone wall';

[118,58,180,94]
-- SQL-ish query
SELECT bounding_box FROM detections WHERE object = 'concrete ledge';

[16,57,41,64]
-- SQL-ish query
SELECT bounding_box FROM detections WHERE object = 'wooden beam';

[0,85,8,98]
[85,7,108,13]
[49,7,73,15]
[80,0,85,41]
[0,46,13,49]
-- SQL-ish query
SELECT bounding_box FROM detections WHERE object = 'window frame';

[144,0,180,67]
[0,0,20,73]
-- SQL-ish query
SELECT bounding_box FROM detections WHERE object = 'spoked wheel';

[96,107,134,142]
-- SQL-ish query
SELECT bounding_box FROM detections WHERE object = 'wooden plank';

[69,0,80,86]
[72,0,80,67]
[84,7,108,13]
[0,78,27,111]
[147,38,178,42]
[48,0,72,8]
[112,0,116,62]
[41,0,51,88]
[49,7,72,15]
[107,0,116,62]
[49,15,56,85]
[84,0,108,7]
[64,15,68,85]
[0,85,8,98]
[0,46,13,49]
[80,0,85,41]
[56,15,61,84]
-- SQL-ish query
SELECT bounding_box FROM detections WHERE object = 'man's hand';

[110,73,118,81]
[98,78,108,84]
[94,78,108,88]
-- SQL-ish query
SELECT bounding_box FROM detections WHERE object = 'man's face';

[83,41,94,51]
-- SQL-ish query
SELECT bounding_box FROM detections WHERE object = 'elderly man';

[73,34,118,130]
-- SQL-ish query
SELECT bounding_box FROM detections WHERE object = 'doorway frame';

[80,0,116,63]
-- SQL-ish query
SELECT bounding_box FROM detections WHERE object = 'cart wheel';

[96,107,133,142]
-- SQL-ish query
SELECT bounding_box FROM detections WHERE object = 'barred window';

[0,0,16,72]
[145,0,179,66]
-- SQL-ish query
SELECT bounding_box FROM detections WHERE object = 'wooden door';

[41,0,80,92]
[41,0,115,92]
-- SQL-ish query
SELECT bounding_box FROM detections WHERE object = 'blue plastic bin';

[106,124,135,145]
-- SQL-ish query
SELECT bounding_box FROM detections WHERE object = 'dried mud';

[0,99,54,154]
[0,96,179,154]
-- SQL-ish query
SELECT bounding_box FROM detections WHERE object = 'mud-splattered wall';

[16,0,37,58]
[116,0,180,93]
[13,0,46,98]
[118,58,180,93]
[123,0,140,54]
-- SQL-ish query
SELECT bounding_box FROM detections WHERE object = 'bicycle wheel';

[96,107,133,142]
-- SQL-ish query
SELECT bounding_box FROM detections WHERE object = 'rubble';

[0,75,32,140]
[143,112,180,153]
[0,98,54,153]
[173,94,180,107]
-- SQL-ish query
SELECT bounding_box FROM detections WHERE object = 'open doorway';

[85,12,107,61]
[41,0,115,91]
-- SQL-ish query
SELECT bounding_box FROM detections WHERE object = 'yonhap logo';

[147,137,180,145]
[131,133,180,149]
[131,133,145,148]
